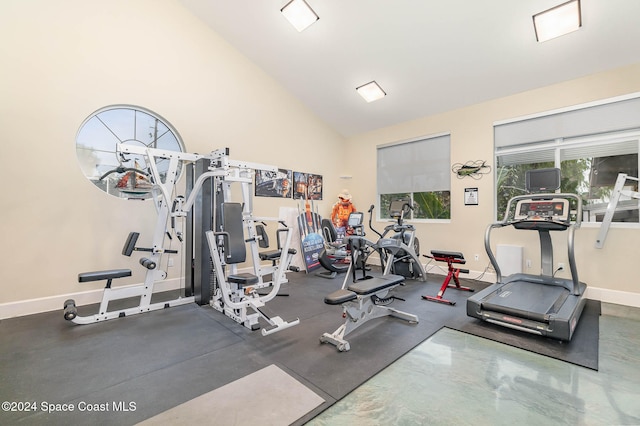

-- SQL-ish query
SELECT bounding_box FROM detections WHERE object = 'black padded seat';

[430,250,465,260]
[348,274,404,295]
[324,288,357,305]
[227,273,260,287]
[324,274,404,305]
[259,248,297,261]
[78,269,132,283]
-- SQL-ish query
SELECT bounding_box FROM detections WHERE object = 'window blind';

[377,134,450,194]
[495,96,640,148]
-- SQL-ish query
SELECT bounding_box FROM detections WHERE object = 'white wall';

[2,0,639,316]
[0,0,344,308]
[346,63,640,302]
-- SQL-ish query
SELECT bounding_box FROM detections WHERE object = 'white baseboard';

[2,274,639,320]
[424,263,496,284]
[457,271,640,308]
[0,278,183,320]
[585,286,640,308]
[452,267,640,309]
[362,257,640,308]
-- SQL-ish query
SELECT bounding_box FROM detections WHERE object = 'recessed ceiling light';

[281,0,319,32]
[356,81,386,103]
[533,0,582,42]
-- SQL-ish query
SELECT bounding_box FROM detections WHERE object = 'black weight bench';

[320,273,419,352]
[64,269,134,321]
[63,226,194,324]
[78,269,132,287]
[324,275,404,305]
[422,250,473,306]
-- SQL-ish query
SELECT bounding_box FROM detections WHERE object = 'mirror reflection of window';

[76,105,185,199]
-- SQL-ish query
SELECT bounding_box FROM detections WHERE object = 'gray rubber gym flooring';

[0,271,599,425]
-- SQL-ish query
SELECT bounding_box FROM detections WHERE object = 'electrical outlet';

[558,262,565,271]
[526,259,532,269]
[474,254,479,261]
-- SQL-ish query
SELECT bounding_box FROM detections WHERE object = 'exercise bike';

[368,199,426,281]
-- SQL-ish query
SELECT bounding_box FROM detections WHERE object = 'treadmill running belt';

[481,281,568,323]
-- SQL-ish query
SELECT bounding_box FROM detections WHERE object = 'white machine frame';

[64,145,298,336]
[180,149,299,335]
[64,145,205,324]
[319,284,418,352]
[594,173,640,248]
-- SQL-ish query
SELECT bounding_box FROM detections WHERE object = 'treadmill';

[466,168,587,341]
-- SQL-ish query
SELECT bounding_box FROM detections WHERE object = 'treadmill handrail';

[488,192,582,295]
[484,222,508,283]
[566,223,580,295]
[511,217,569,230]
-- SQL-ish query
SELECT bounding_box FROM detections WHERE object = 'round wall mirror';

[76,105,185,199]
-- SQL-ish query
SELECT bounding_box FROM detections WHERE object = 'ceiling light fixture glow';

[533,0,582,42]
[281,0,319,32]
[356,81,386,103]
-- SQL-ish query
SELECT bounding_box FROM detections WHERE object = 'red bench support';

[422,250,474,306]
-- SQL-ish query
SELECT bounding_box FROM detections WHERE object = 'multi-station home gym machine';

[182,149,299,335]
[64,144,299,336]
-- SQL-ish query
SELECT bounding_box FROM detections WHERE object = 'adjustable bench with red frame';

[422,250,474,306]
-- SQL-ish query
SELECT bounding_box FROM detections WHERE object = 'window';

[494,94,640,223]
[377,133,451,220]
[76,105,185,199]
[496,133,640,222]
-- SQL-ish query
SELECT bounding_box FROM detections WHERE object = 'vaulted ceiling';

[179,0,640,136]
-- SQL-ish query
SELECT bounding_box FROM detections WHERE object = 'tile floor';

[307,303,640,425]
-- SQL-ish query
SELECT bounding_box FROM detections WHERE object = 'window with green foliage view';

[377,134,451,220]
[496,133,639,223]
[379,192,451,220]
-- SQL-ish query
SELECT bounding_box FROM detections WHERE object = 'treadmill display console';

[514,198,569,221]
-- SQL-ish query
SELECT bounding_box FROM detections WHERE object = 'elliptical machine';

[316,213,365,279]
[369,199,426,281]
